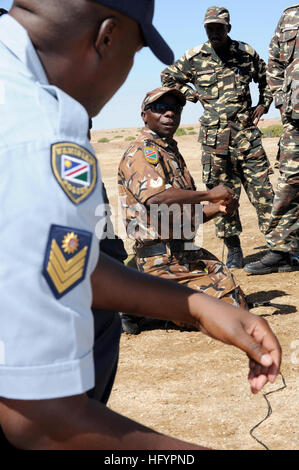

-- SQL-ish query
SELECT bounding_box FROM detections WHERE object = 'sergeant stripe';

[46,239,88,294]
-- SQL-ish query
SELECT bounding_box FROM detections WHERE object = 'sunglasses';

[145,102,183,115]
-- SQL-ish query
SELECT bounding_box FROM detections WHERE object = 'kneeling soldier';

[118,87,247,333]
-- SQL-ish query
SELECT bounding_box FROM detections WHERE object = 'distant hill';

[257,117,281,128]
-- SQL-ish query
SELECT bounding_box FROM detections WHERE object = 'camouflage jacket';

[161,38,273,129]
[118,127,198,245]
[267,4,299,120]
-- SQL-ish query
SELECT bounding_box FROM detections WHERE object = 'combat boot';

[290,251,299,266]
[120,313,141,335]
[224,236,244,268]
[244,250,293,275]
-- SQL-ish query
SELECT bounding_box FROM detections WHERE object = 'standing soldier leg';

[244,121,299,274]
[240,141,274,236]
[202,149,243,267]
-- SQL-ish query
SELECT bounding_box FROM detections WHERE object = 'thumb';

[233,329,273,367]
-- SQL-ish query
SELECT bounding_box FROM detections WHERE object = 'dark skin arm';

[0,254,281,450]
[249,104,266,126]
[203,199,239,222]
[146,186,238,222]
[146,184,234,207]
[0,394,204,450]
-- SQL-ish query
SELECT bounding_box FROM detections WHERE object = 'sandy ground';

[90,118,298,451]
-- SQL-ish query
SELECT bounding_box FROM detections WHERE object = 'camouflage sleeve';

[119,146,168,205]
[252,50,273,112]
[161,53,198,103]
[267,14,285,108]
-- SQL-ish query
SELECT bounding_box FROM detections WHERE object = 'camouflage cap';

[203,6,230,25]
[141,87,186,111]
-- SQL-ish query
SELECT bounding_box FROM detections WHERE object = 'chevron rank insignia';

[51,142,98,204]
[144,147,158,164]
[42,225,92,299]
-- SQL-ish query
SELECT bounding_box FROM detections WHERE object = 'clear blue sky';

[1,0,293,128]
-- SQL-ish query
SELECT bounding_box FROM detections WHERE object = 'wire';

[249,372,287,450]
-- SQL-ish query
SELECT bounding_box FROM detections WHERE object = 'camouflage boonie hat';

[142,87,186,111]
[203,6,230,25]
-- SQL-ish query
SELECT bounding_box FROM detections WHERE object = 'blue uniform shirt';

[0,14,106,399]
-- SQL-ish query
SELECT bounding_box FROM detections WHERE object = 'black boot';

[224,236,244,268]
[244,250,293,275]
[120,314,141,335]
[290,251,299,266]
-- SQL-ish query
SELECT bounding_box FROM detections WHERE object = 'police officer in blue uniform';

[0,0,282,450]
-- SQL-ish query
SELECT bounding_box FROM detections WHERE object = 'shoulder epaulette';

[237,41,256,56]
[185,44,205,60]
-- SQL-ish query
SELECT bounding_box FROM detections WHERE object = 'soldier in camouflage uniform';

[118,87,247,333]
[245,4,299,274]
[161,6,274,269]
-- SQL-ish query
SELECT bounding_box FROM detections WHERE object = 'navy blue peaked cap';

[93,0,174,65]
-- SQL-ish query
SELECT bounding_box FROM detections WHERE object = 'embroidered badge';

[51,142,97,204]
[42,225,92,299]
[150,177,164,188]
[144,147,158,164]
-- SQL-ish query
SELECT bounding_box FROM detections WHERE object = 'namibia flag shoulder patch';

[51,142,97,204]
[144,146,159,164]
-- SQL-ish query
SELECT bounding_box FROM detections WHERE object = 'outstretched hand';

[189,294,281,394]
[218,197,239,216]
[249,105,265,126]
[208,184,235,204]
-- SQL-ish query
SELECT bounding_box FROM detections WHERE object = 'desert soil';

[90,118,298,451]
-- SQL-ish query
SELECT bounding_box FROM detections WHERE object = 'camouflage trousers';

[136,246,247,309]
[202,125,274,239]
[265,120,299,252]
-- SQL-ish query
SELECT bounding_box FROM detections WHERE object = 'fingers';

[248,359,271,394]
[248,357,281,394]
[242,317,282,393]
[224,314,281,392]
[190,294,282,394]
[234,327,274,367]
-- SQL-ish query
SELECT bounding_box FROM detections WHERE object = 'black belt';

[135,240,190,258]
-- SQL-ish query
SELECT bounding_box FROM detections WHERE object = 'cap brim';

[204,19,228,25]
[163,88,186,106]
[141,23,174,65]
[142,87,186,111]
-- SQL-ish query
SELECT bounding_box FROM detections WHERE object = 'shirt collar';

[203,37,233,59]
[141,127,178,151]
[0,14,48,85]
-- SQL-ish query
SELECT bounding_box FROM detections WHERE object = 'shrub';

[261,125,283,138]
[114,135,123,139]
[188,131,196,135]
[125,136,135,141]
[187,127,194,130]
[98,137,110,143]
[175,128,187,136]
